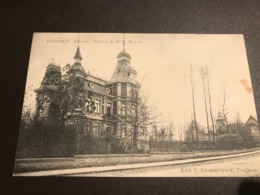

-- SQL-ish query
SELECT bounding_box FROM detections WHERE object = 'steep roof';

[109,50,138,84]
[70,63,85,73]
[87,73,108,85]
[74,46,82,60]
[245,115,258,127]
[117,51,131,59]
[70,46,85,74]
[216,111,225,121]
[110,63,131,83]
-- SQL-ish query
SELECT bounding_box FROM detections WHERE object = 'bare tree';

[200,66,210,140]
[178,124,183,151]
[222,90,229,133]
[165,121,175,141]
[123,91,157,152]
[205,66,216,141]
[190,65,199,143]
[151,124,158,140]
[184,121,194,151]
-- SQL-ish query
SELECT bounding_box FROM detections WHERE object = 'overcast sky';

[24,33,257,128]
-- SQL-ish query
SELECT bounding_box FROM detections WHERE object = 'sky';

[24,33,257,129]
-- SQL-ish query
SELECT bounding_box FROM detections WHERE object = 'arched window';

[49,101,60,119]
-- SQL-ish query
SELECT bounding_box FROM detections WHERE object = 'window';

[107,102,112,117]
[130,89,138,100]
[113,101,117,115]
[121,84,127,97]
[121,103,126,115]
[107,107,111,117]
[39,109,44,118]
[85,101,95,113]
[112,84,117,96]
[102,105,104,114]
[121,124,126,137]
[93,123,101,137]
[95,100,101,114]
[251,126,257,134]
[49,102,60,119]
[118,103,121,115]
[130,89,134,99]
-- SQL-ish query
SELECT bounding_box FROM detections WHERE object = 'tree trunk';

[206,73,215,142]
[190,65,199,144]
[202,80,210,140]
[132,125,138,153]
[201,67,210,141]
[76,128,80,155]
[222,90,229,133]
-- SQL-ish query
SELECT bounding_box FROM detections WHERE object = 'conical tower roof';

[74,45,82,60]
[216,111,224,121]
[70,46,85,74]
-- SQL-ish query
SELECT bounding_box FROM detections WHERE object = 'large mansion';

[34,45,141,140]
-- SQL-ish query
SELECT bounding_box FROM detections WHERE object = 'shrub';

[180,145,190,152]
[215,133,244,149]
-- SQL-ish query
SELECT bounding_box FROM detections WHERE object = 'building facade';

[34,46,141,151]
[245,115,259,134]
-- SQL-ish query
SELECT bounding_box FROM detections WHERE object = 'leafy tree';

[20,105,35,131]
[36,71,85,126]
[34,65,97,155]
[36,65,97,127]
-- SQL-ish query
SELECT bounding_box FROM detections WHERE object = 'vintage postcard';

[14,33,260,177]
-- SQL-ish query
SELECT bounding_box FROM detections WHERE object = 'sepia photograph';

[13,33,260,177]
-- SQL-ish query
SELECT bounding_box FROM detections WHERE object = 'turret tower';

[69,46,87,78]
[107,35,140,136]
